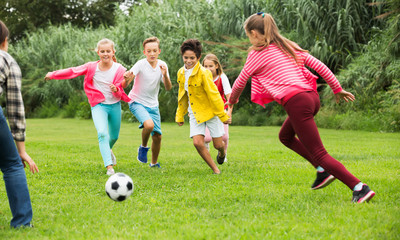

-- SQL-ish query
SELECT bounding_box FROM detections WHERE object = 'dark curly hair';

[180,39,202,58]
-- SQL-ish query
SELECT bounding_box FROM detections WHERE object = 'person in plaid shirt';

[0,20,39,228]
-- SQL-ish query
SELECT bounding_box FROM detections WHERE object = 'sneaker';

[311,171,336,190]
[106,168,115,176]
[137,145,149,163]
[352,184,375,203]
[149,163,161,168]
[111,151,117,166]
[216,152,226,165]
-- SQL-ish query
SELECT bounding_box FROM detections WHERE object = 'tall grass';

[270,0,383,72]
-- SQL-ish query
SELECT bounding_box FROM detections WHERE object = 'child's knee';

[193,138,205,149]
[143,120,154,131]
[204,135,212,143]
[213,141,224,150]
[278,133,290,145]
[97,131,109,142]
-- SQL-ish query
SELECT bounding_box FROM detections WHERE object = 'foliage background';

[1,0,399,132]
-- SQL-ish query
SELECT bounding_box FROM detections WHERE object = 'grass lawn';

[0,118,399,239]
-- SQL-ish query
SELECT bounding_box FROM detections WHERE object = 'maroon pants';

[279,91,360,189]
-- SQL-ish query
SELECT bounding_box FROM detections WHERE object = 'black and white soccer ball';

[105,173,134,201]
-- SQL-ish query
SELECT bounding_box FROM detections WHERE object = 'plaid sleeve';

[0,54,26,141]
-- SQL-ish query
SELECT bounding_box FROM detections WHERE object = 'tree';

[0,0,124,41]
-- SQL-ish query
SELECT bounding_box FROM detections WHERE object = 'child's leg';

[151,133,162,164]
[279,117,316,167]
[149,107,163,164]
[129,102,153,147]
[204,127,212,143]
[192,135,220,174]
[108,102,121,149]
[284,92,360,190]
[211,137,225,157]
[189,113,220,174]
[206,116,225,156]
[141,119,154,147]
[222,124,229,153]
[91,104,112,168]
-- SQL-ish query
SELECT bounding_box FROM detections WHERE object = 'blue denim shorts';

[129,102,162,136]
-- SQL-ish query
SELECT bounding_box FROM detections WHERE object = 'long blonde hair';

[202,53,224,76]
[95,38,117,62]
[244,13,307,64]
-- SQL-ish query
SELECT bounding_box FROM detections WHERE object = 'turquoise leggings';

[91,102,121,167]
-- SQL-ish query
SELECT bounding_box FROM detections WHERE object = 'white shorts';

[189,113,224,138]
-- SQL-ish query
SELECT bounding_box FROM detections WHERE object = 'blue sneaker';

[149,163,161,168]
[137,145,149,163]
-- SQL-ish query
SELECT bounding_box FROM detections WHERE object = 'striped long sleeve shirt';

[0,50,26,141]
[229,43,343,106]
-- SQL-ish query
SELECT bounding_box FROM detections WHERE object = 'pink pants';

[204,124,229,152]
[279,91,360,189]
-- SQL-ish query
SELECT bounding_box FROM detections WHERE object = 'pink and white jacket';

[48,61,131,107]
[229,43,343,106]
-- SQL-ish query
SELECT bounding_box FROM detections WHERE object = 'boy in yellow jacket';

[176,39,231,174]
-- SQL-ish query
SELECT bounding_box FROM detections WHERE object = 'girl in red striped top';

[227,12,375,203]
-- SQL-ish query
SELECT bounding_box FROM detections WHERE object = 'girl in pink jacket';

[227,13,375,203]
[45,38,130,175]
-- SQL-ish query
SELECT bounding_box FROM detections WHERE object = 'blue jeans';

[91,102,121,167]
[0,108,33,227]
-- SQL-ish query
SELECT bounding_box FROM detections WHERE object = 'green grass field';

[0,119,399,239]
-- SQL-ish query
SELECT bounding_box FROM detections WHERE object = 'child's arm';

[221,73,232,100]
[122,71,135,88]
[160,64,172,91]
[44,63,89,81]
[304,53,342,94]
[304,53,355,103]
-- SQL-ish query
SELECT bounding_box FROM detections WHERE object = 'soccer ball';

[105,173,134,201]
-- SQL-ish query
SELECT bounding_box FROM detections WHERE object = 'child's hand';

[110,84,118,93]
[223,117,231,125]
[124,71,134,82]
[44,72,52,81]
[177,122,184,126]
[226,102,233,116]
[335,90,355,103]
[159,64,167,76]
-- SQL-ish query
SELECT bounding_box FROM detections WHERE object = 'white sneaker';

[111,151,117,166]
[106,168,115,176]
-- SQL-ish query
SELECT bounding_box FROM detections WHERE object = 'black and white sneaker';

[216,152,226,165]
[352,184,375,203]
[311,171,336,190]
